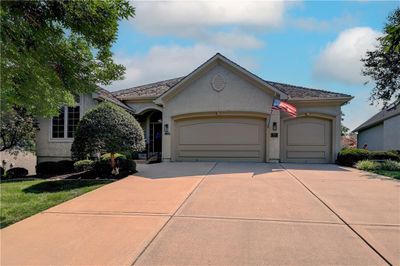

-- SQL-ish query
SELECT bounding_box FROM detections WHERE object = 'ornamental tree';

[1,0,134,117]
[362,7,400,107]
[0,107,37,152]
[71,102,145,169]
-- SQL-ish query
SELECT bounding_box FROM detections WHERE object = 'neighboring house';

[36,53,353,164]
[353,100,400,151]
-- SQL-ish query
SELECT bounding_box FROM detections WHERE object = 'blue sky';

[107,1,399,130]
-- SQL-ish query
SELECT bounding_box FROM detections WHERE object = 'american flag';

[272,99,297,117]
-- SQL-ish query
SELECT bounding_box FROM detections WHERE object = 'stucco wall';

[384,114,400,150]
[36,94,97,163]
[161,63,275,161]
[357,124,384,151]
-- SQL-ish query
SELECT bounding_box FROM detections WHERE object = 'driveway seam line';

[281,164,393,266]
[130,162,218,266]
[174,214,343,226]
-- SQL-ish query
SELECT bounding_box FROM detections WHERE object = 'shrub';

[6,167,29,178]
[117,158,136,177]
[57,160,75,173]
[92,157,136,179]
[337,148,370,166]
[355,160,379,171]
[93,159,113,178]
[36,160,75,176]
[36,161,59,176]
[369,151,400,161]
[74,160,95,172]
[71,102,145,161]
[1,167,4,178]
[380,160,400,171]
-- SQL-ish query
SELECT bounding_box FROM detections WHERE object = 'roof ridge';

[112,76,185,96]
[265,80,351,97]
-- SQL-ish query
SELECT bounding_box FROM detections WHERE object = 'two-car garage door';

[173,116,332,163]
[174,117,265,162]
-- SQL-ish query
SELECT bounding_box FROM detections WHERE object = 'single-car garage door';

[282,117,332,163]
[174,117,265,162]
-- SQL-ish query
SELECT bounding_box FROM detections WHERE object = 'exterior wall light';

[272,122,277,131]
[164,124,170,135]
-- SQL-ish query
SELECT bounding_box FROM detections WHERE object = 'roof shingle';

[111,77,352,101]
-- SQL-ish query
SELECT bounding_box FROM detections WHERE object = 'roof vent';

[211,74,226,92]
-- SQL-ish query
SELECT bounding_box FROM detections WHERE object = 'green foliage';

[341,124,350,136]
[100,153,126,160]
[369,150,400,161]
[0,108,36,151]
[73,159,95,172]
[362,7,400,107]
[380,160,400,171]
[36,160,74,176]
[71,102,145,160]
[356,160,400,173]
[337,148,400,166]
[0,0,134,116]
[337,148,370,166]
[5,167,29,179]
[355,160,379,171]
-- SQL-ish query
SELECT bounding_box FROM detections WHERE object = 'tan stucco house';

[36,53,353,164]
[353,100,400,151]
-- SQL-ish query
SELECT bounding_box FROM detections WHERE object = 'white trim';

[49,95,82,142]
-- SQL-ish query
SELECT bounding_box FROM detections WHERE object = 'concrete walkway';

[1,162,399,265]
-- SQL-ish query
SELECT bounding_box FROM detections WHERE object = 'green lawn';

[372,170,400,179]
[0,179,112,228]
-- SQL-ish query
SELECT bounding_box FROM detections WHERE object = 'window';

[51,97,80,139]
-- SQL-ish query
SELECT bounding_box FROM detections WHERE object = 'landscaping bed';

[0,179,111,228]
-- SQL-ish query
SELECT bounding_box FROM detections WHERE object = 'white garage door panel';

[175,117,265,162]
[283,117,332,163]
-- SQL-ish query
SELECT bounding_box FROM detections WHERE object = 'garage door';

[282,117,332,163]
[174,117,265,162]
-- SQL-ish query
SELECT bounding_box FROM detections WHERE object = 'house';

[36,53,353,164]
[353,100,400,151]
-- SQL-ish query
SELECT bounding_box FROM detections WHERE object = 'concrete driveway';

[1,162,399,265]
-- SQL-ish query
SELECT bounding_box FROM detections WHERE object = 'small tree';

[71,102,145,170]
[0,107,37,152]
[362,8,400,107]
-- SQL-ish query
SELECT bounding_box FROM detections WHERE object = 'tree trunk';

[110,152,116,170]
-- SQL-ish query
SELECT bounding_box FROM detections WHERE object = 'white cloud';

[132,1,287,35]
[126,1,293,50]
[314,27,382,84]
[294,14,357,32]
[106,44,258,91]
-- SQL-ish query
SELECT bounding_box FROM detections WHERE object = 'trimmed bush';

[355,160,379,171]
[369,151,400,161]
[57,160,75,173]
[380,160,400,171]
[36,160,75,176]
[74,160,95,172]
[336,148,370,166]
[337,148,400,166]
[92,157,136,179]
[36,161,59,176]
[6,167,29,178]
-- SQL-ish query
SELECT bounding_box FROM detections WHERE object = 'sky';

[106,0,399,130]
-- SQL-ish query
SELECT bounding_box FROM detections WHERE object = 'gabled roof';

[154,53,288,103]
[265,81,352,100]
[95,87,133,111]
[112,77,184,100]
[111,53,352,103]
[353,100,400,132]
